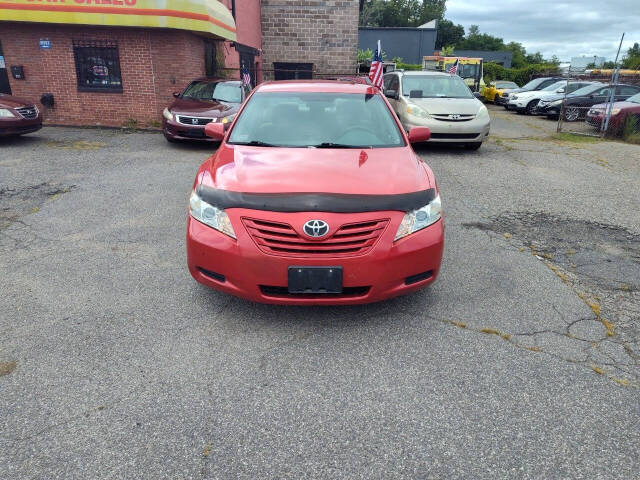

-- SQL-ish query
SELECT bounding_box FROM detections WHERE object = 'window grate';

[73,39,123,93]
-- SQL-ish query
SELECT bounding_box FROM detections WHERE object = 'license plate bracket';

[287,266,343,294]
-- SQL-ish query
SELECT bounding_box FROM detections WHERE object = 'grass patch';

[449,321,467,329]
[600,318,615,337]
[0,360,17,376]
[526,346,542,352]
[552,133,600,144]
[591,365,604,375]
[612,377,630,387]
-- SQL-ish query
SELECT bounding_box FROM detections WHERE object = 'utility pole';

[602,33,625,134]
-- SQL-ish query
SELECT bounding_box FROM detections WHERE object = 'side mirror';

[384,89,398,99]
[408,126,431,144]
[204,122,225,140]
[172,91,180,98]
[557,88,565,93]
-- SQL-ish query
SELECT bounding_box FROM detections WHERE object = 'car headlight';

[162,107,173,121]
[610,108,621,115]
[549,99,562,106]
[406,104,430,118]
[0,108,16,118]
[221,113,236,124]
[395,194,441,241]
[512,95,518,100]
[189,190,236,239]
[477,106,489,119]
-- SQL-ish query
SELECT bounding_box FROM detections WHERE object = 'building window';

[73,40,123,93]
[273,62,313,80]
[205,41,217,78]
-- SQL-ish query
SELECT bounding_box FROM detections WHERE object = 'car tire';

[464,142,482,151]
[564,107,580,122]
[525,100,539,115]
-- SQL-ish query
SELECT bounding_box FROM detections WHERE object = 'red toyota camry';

[186,80,444,305]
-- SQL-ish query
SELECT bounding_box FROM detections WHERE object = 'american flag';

[241,64,251,86]
[368,40,383,89]
[448,58,459,75]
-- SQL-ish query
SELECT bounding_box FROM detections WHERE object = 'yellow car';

[482,80,519,104]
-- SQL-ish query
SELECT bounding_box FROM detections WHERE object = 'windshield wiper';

[310,142,369,149]
[229,140,279,147]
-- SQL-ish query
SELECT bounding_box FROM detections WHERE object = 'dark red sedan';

[186,80,443,305]
[162,79,250,142]
[0,93,42,137]
[586,92,640,135]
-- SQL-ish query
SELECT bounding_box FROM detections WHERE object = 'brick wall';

[0,23,216,127]
[260,0,359,80]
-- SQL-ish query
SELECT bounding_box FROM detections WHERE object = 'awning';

[0,0,236,41]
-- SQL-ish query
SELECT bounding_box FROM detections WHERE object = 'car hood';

[409,98,482,115]
[0,93,33,108]
[169,97,239,117]
[496,88,518,93]
[200,144,432,195]
[590,100,640,110]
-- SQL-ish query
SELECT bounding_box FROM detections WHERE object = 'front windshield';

[227,92,404,148]
[496,81,517,89]
[181,81,242,103]
[542,81,565,91]
[521,78,544,90]
[402,75,473,98]
[627,92,640,104]
[457,63,479,79]
[568,83,604,97]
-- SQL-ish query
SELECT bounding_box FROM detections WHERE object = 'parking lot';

[1,105,639,478]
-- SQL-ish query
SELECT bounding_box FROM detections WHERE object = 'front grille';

[243,217,389,257]
[431,114,475,122]
[430,133,480,139]
[260,285,370,298]
[502,92,510,97]
[177,115,214,126]
[15,105,38,119]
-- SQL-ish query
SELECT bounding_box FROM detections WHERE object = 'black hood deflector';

[196,185,436,213]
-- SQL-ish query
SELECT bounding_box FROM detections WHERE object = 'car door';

[584,86,612,107]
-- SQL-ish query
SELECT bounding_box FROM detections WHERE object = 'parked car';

[0,93,42,137]
[501,77,565,109]
[535,83,604,119]
[585,92,640,134]
[162,79,250,142]
[482,80,519,104]
[508,80,596,114]
[382,70,490,150]
[555,84,640,121]
[187,80,443,304]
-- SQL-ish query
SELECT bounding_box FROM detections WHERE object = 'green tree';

[622,42,640,69]
[525,52,544,64]
[504,41,527,68]
[359,0,447,27]
[436,19,465,48]
[457,25,505,50]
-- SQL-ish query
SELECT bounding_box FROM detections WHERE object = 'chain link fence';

[556,73,640,143]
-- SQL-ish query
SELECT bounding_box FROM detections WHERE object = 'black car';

[537,83,640,121]
[502,77,565,109]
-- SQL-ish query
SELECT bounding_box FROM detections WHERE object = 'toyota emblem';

[303,219,329,238]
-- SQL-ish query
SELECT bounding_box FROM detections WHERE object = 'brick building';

[0,0,261,127]
[261,0,360,80]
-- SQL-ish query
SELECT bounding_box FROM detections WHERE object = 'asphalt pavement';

[1,107,639,479]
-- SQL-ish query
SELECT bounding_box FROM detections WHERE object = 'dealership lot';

[1,107,639,478]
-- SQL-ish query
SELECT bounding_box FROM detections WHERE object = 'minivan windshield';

[627,92,640,104]
[541,81,566,91]
[520,78,546,90]
[401,75,473,98]
[227,92,405,148]
[181,81,242,103]
[495,81,518,89]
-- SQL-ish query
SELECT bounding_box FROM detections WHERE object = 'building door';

[273,62,313,80]
[0,40,11,95]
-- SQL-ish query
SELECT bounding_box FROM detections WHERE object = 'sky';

[445,0,639,61]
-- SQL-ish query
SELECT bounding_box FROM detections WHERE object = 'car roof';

[191,78,242,84]
[395,71,451,77]
[256,80,379,94]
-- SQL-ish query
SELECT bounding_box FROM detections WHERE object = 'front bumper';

[162,118,217,141]
[186,209,444,305]
[535,103,561,116]
[402,115,490,143]
[0,116,42,137]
